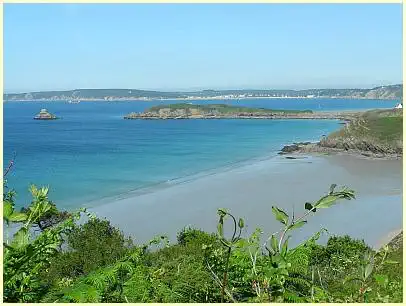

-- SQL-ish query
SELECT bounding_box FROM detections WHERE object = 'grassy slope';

[147,103,313,114]
[320,109,403,154]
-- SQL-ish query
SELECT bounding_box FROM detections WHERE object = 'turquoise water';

[4,98,398,209]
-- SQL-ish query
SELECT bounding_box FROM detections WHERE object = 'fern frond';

[286,275,312,289]
[283,290,306,303]
[85,271,107,291]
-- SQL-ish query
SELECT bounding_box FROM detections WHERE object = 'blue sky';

[4,4,402,92]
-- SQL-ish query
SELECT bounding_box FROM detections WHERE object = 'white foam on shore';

[92,154,402,248]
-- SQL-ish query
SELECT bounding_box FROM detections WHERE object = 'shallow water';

[93,154,402,249]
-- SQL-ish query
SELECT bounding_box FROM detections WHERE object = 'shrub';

[177,226,218,246]
[43,218,133,285]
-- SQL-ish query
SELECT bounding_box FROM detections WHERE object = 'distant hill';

[3,84,402,101]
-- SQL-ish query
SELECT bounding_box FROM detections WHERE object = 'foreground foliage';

[3,181,402,303]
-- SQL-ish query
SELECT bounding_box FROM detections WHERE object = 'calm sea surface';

[4,98,398,209]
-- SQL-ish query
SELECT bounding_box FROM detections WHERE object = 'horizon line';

[4,83,403,95]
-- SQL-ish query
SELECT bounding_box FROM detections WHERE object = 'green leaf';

[288,220,307,231]
[238,218,245,229]
[9,212,28,222]
[374,274,389,287]
[3,200,14,220]
[364,263,373,280]
[11,228,30,250]
[281,236,290,257]
[272,206,289,225]
[384,260,399,264]
[271,234,278,253]
[314,195,339,209]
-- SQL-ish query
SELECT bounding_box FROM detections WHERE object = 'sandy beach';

[92,153,402,248]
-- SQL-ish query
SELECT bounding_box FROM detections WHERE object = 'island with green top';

[124,103,352,120]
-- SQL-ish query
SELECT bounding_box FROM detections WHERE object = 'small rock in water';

[34,109,58,120]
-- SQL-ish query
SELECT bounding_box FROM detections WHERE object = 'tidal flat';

[92,154,402,249]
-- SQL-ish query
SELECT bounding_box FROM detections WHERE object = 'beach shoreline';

[91,153,402,250]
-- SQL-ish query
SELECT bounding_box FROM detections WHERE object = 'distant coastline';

[4,84,402,102]
[3,96,403,103]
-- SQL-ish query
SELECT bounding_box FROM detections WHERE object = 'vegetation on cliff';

[320,109,403,155]
[3,173,402,302]
[278,108,403,157]
[124,103,316,119]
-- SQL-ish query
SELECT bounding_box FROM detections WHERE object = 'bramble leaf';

[271,234,278,253]
[272,206,289,225]
[288,220,307,231]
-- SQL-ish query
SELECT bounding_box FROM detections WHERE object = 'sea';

[3,98,399,211]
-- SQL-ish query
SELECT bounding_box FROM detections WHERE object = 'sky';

[4,3,403,93]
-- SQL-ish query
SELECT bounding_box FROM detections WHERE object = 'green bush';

[177,226,218,246]
[4,183,402,303]
[43,218,133,285]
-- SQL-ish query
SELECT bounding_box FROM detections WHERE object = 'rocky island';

[124,103,356,120]
[34,109,58,120]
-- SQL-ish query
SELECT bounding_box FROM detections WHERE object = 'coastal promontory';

[279,108,403,159]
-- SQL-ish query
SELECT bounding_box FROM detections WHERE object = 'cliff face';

[362,86,402,99]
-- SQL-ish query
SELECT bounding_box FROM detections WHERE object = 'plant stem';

[221,246,232,302]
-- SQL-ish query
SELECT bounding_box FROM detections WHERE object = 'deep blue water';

[4,98,398,209]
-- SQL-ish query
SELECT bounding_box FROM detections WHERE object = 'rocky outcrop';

[278,142,312,154]
[34,109,58,120]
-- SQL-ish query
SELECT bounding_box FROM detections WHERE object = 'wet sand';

[92,154,402,248]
